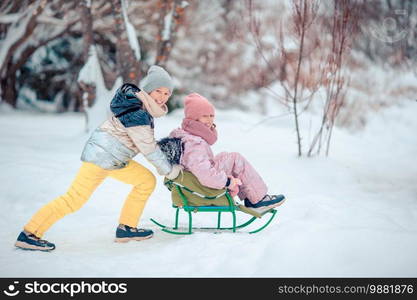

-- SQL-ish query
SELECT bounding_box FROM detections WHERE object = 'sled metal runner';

[150,183,278,235]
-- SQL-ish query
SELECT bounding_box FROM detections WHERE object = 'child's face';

[149,87,171,107]
[197,114,215,128]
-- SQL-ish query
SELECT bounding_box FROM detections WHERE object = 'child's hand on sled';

[166,164,183,180]
[229,177,242,188]
[228,177,242,197]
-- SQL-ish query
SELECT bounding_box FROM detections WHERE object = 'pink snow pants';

[213,152,267,204]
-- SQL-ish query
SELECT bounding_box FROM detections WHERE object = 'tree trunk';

[111,0,140,84]
[79,0,95,131]
[155,0,187,67]
[1,67,17,107]
[291,1,308,157]
[81,0,94,61]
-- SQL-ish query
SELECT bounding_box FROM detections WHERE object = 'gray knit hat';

[139,65,174,93]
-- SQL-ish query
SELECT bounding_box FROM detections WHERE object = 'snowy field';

[0,101,416,277]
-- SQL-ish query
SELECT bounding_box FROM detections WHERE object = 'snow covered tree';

[0,0,79,108]
[78,0,95,130]
[155,0,188,67]
[111,0,141,85]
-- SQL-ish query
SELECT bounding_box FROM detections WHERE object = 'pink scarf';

[182,118,218,145]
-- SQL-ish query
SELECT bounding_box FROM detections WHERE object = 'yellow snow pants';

[24,161,156,237]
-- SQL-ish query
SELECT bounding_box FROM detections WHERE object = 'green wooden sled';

[150,171,281,234]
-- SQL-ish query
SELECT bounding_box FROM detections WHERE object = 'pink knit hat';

[184,93,215,120]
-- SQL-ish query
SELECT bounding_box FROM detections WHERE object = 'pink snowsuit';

[169,128,268,204]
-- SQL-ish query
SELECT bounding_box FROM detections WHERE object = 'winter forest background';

[1,0,417,277]
[2,0,416,149]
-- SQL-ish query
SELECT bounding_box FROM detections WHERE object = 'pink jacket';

[170,128,227,189]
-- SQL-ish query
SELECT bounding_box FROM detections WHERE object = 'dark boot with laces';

[244,194,286,209]
[115,224,153,243]
[15,231,56,252]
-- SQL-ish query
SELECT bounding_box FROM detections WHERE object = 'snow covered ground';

[0,101,416,277]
